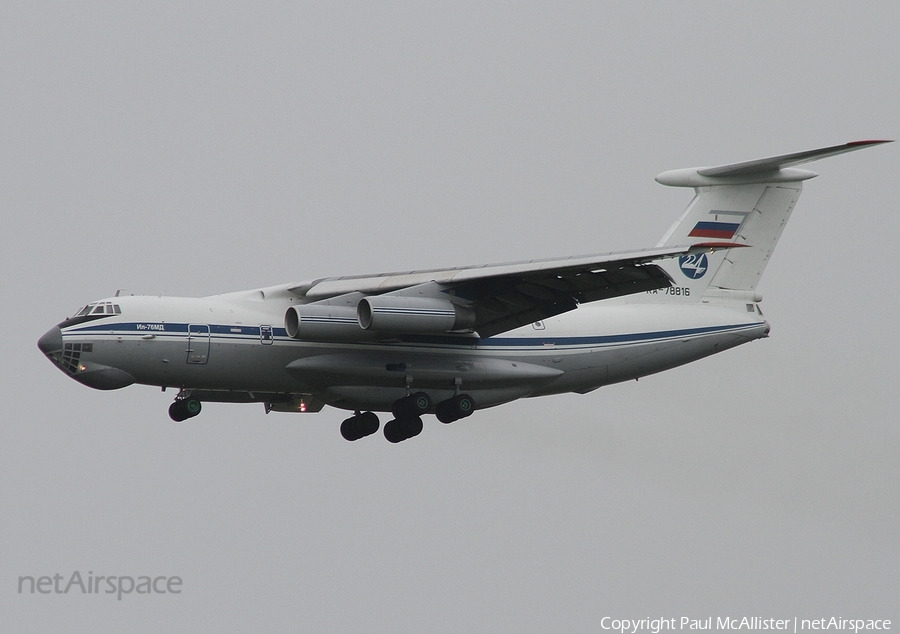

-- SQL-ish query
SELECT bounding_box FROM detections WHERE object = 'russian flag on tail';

[688,210,748,240]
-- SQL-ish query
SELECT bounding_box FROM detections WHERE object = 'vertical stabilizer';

[653,141,890,294]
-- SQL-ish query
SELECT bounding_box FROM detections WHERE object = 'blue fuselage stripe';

[63,321,764,350]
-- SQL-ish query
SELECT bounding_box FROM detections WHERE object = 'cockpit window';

[63,302,122,327]
[84,302,121,315]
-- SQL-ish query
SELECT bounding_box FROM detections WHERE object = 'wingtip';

[847,139,893,146]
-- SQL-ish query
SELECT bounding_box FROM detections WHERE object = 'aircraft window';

[66,302,120,324]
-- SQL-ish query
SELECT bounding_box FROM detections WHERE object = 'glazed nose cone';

[38,326,63,355]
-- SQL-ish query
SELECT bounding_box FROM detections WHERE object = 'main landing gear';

[382,391,430,443]
[341,392,476,443]
[169,396,201,422]
[340,411,380,441]
[435,394,475,424]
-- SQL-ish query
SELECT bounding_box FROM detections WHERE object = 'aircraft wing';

[288,242,736,338]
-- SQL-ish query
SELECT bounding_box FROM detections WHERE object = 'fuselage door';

[260,325,274,345]
[187,324,210,364]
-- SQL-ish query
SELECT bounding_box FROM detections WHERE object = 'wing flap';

[424,261,673,338]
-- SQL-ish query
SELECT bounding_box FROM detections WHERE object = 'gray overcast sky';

[2,2,898,631]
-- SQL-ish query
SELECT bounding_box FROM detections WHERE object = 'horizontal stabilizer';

[698,140,891,177]
[656,140,891,187]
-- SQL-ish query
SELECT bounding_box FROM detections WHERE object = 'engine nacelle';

[357,296,476,333]
[285,304,364,341]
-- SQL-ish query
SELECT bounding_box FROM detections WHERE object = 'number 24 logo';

[679,253,708,279]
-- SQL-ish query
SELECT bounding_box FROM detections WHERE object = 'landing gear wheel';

[183,398,201,416]
[436,394,475,423]
[383,419,402,443]
[392,392,431,419]
[168,398,201,422]
[400,415,423,439]
[340,411,380,441]
[384,416,423,443]
[169,401,188,422]
[340,418,357,441]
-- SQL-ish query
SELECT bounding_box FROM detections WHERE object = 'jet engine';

[357,296,475,333]
[285,297,476,341]
[284,304,363,341]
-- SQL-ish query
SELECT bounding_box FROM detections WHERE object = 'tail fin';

[654,140,890,294]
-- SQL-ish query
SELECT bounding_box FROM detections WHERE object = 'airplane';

[38,140,890,443]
